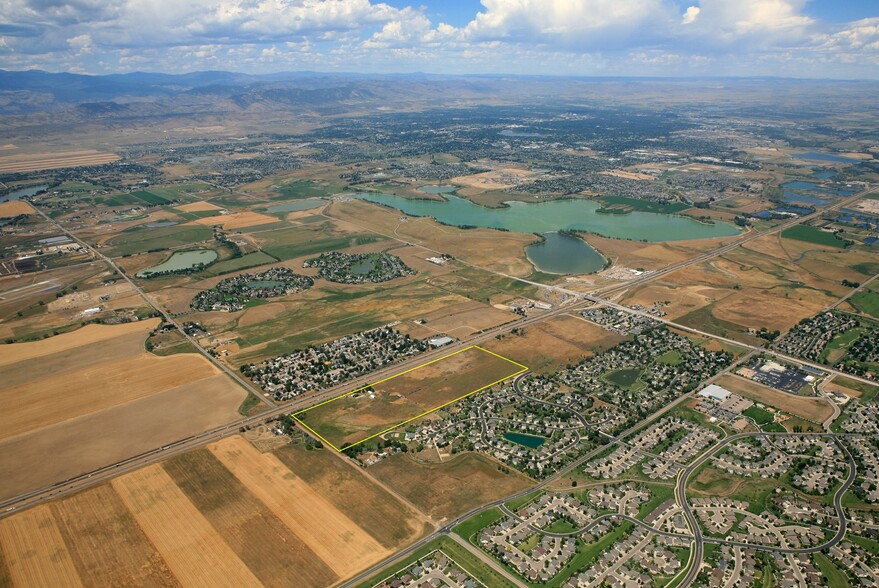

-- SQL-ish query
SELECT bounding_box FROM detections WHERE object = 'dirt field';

[114,465,263,587]
[483,313,625,373]
[175,201,223,212]
[715,374,833,423]
[189,210,277,230]
[451,167,534,191]
[208,436,389,577]
[0,150,119,173]
[405,300,516,339]
[369,452,533,521]
[0,200,35,217]
[296,345,526,449]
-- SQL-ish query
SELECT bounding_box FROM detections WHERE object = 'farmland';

[295,345,527,449]
[0,149,119,173]
[0,320,246,500]
[0,435,427,587]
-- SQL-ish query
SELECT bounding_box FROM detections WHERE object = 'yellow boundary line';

[292,345,528,452]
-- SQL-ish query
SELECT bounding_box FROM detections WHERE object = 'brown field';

[189,210,277,230]
[0,319,158,367]
[451,167,534,191]
[49,485,177,586]
[369,452,533,521]
[0,373,245,501]
[296,345,525,449]
[0,505,83,588]
[0,320,247,501]
[208,436,390,577]
[113,465,263,587]
[409,300,516,339]
[483,313,624,373]
[0,150,118,173]
[272,443,429,547]
[327,199,537,276]
[0,201,35,217]
[0,433,428,587]
[175,201,223,212]
[1,351,218,441]
[600,170,656,181]
[162,449,336,588]
[715,374,833,423]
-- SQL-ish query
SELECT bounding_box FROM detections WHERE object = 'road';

[674,431,859,586]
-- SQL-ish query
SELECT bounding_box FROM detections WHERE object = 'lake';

[419,185,457,195]
[265,199,325,213]
[795,152,861,164]
[356,193,741,242]
[781,180,856,205]
[136,249,218,278]
[0,185,48,203]
[503,431,546,449]
[525,232,606,275]
[349,258,377,275]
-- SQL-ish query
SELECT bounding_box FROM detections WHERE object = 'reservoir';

[136,249,218,278]
[356,193,740,242]
[0,185,48,203]
[525,232,605,275]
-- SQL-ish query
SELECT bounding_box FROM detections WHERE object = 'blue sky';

[0,0,877,78]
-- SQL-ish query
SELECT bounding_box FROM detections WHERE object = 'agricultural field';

[714,374,834,424]
[0,320,246,501]
[295,345,527,450]
[0,435,427,587]
[0,149,119,173]
[368,452,534,521]
[781,225,849,248]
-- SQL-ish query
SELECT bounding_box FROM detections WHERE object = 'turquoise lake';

[503,431,546,448]
[356,193,741,242]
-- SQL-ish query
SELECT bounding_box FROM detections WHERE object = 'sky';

[0,0,877,78]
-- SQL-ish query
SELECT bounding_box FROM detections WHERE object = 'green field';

[274,179,344,200]
[129,190,172,205]
[453,506,506,542]
[203,251,278,276]
[596,195,690,214]
[849,288,879,319]
[814,553,851,588]
[743,405,776,426]
[781,225,847,248]
[106,225,215,257]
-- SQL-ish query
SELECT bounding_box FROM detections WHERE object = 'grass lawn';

[658,350,684,365]
[636,483,677,520]
[453,507,506,543]
[203,251,278,276]
[743,405,775,426]
[106,225,214,257]
[850,288,879,319]
[821,327,865,364]
[814,553,851,588]
[544,519,579,534]
[781,225,847,248]
[596,196,690,214]
[505,491,543,512]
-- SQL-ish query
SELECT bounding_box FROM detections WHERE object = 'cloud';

[682,6,700,25]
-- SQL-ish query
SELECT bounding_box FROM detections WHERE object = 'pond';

[780,180,856,205]
[136,249,218,278]
[356,193,741,242]
[0,185,48,203]
[418,185,457,195]
[503,431,546,449]
[265,199,325,213]
[525,232,606,275]
[349,258,377,275]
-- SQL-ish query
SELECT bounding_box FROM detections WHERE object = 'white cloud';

[682,6,700,25]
